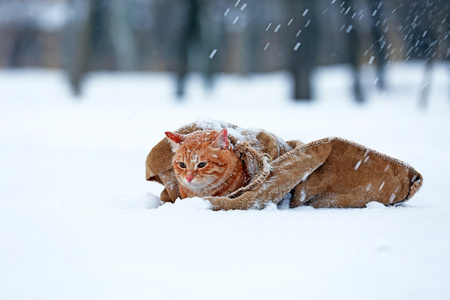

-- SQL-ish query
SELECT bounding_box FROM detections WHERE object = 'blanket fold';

[146,121,422,210]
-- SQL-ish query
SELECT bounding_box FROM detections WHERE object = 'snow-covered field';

[0,63,449,300]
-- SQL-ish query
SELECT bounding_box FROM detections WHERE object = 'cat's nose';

[186,176,193,183]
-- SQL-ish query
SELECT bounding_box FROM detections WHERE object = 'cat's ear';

[212,128,229,149]
[165,131,185,150]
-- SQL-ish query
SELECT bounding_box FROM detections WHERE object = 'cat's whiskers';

[166,129,247,198]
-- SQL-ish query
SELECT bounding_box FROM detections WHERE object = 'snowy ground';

[0,62,449,300]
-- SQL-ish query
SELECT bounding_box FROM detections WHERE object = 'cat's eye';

[179,162,186,168]
[197,162,207,168]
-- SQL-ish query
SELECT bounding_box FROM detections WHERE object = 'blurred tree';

[3,0,42,67]
[174,0,200,97]
[287,0,320,101]
[107,0,137,70]
[199,0,227,86]
[345,0,365,102]
[65,0,137,96]
[8,20,40,67]
[65,0,93,96]
[399,0,450,107]
[369,0,387,91]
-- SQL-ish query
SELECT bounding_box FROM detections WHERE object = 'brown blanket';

[146,120,423,210]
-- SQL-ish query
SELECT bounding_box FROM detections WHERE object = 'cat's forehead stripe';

[179,133,218,149]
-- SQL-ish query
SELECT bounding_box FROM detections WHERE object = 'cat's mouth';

[184,180,202,187]
[183,178,209,189]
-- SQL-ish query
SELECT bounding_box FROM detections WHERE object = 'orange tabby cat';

[165,128,247,198]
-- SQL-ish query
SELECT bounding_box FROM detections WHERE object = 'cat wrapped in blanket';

[147,121,422,210]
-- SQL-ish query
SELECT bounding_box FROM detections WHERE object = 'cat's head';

[165,129,235,190]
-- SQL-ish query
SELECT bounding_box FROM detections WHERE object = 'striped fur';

[165,129,247,198]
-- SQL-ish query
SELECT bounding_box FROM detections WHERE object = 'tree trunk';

[288,0,320,101]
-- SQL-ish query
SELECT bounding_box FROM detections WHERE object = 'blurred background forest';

[0,0,448,102]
